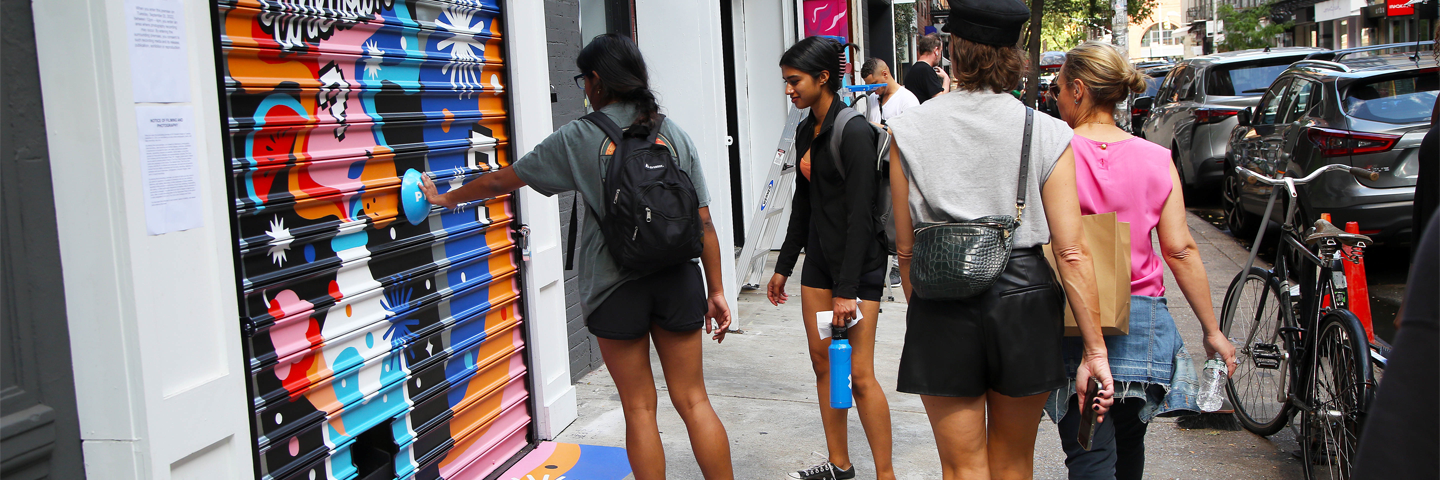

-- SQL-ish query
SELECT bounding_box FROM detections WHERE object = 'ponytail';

[780,36,858,93]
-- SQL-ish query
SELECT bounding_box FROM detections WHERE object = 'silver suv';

[1224,52,1437,243]
[1139,47,1323,191]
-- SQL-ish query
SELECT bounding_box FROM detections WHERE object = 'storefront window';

[1141,22,1181,47]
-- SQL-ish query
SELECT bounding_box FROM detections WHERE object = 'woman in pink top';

[1043,42,1238,480]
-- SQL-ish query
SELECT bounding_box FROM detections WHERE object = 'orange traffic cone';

[1342,221,1374,343]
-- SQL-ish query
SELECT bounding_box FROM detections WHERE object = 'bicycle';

[1220,164,1384,480]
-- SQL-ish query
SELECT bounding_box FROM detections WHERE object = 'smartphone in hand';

[1077,376,1101,450]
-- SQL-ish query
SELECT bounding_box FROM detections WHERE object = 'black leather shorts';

[586,262,706,340]
[896,247,1067,398]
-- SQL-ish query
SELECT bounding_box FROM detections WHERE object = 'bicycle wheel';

[1301,310,1374,480]
[1221,267,1294,436]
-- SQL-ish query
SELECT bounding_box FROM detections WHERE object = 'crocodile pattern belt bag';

[911,108,1034,300]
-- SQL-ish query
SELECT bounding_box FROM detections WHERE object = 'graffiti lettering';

[257,0,395,50]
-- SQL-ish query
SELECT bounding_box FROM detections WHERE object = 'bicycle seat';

[1304,219,1372,247]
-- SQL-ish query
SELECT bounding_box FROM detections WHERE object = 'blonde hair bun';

[1063,41,1145,105]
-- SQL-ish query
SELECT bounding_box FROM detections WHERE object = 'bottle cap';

[832,324,848,340]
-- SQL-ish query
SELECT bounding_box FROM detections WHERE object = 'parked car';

[1222,52,1437,243]
[1138,47,1324,191]
[1130,65,1173,134]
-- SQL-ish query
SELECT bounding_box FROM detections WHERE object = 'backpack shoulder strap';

[582,111,626,144]
[828,107,863,180]
[645,114,667,145]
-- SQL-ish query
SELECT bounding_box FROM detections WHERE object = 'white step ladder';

[735,107,808,294]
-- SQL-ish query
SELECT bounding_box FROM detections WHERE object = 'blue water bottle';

[829,324,853,409]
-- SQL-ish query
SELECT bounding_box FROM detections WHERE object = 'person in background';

[770,36,896,480]
[860,57,921,126]
[860,56,921,288]
[419,34,734,480]
[887,1,1115,478]
[1045,42,1236,480]
[904,34,950,103]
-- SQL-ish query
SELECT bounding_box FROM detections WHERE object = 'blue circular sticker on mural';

[400,169,429,226]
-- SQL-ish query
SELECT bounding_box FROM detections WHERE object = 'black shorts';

[587,262,706,340]
[896,247,1067,398]
[800,230,886,301]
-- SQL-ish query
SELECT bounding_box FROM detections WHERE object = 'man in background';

[860,57,921,125]
[904,34,950,103]
[859,57,920,288]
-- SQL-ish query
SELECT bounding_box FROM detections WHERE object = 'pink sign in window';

[803,0,849,39]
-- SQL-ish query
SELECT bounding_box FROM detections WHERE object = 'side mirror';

[1236,106,1253,127]
[1132,96,1154,111]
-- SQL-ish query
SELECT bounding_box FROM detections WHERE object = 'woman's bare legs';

[651,325,734,479]
[984,391,1050,480]
[597,326,734,480]
[800,286,895,478]
[597,335,666,480]
[921,391,1051,480]
[921,394,989,480]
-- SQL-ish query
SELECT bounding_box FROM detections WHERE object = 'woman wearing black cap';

[769,36,895,480]
[885,1,1115,478]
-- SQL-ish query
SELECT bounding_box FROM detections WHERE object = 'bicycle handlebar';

[1238,164,1378,186]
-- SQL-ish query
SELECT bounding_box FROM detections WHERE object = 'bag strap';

[565,194,579,270]
[569,112,623,271]
[1014,107,1034,225]
[828,107,863,180]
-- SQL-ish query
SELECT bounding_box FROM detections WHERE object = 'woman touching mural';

[418,33,736,480]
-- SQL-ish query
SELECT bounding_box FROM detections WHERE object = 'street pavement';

[555,212,1312,479]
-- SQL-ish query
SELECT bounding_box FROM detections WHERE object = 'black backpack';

[827,107,897,255]
[564,112,704,272]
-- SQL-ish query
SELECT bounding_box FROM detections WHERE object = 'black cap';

[941,0,1031,47]
[832,324,848,340]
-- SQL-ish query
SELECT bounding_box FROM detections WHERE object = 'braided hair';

[576,34,661,138]
[779,36,860,93]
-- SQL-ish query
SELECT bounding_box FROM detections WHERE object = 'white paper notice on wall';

[125,0,190,103]
[136,105,203,235]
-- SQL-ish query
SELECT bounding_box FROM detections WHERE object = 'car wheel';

[1223,169,1259,239]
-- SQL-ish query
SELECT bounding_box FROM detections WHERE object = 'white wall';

[32,0,254,477]
[732,0,800,252]
[507,0,578,441]
[636,0,741,305]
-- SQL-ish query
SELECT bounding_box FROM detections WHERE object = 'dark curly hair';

[577,34,660,138]
[948,36,1027,94]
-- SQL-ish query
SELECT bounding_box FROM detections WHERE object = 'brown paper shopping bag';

[1044,212,1132,336]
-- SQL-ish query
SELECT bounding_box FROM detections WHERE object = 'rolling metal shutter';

[212,0,534,478]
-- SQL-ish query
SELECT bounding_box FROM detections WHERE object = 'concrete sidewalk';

[554,213,1307,479]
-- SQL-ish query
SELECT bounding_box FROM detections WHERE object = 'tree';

[1025,0,1046,108]
[1217,2,1290,52]
[895,2,917,66]
[1035,0,1158,51]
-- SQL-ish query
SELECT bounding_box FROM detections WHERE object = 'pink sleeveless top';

[1071,135,1173,297]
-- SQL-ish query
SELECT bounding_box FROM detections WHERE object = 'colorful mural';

[214,0,531,479]
[500,442,634,480]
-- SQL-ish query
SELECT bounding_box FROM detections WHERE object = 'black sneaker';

[887,267,902,287]
[787,459,855,480]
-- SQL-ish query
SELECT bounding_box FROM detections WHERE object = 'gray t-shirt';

[887,89,1074,249]
[511,103,710,314]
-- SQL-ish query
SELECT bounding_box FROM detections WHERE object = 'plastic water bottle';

[829,324,853,409]
[1198,353,1227,412]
